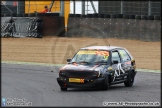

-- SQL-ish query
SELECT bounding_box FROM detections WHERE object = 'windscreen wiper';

[94,61,108,64]
[79,61,91,64]
[70,62,78,64]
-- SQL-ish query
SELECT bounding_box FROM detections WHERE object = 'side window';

[118,49,131,62]
[112,51,121,63]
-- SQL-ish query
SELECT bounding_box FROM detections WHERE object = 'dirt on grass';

[1,36,161,70]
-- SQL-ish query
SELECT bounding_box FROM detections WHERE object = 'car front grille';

[60,70,94,78]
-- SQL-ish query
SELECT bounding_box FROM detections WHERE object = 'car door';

[111,50,125,82]
[118,49,132,79]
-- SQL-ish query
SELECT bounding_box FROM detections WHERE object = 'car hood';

[60,63,108,72]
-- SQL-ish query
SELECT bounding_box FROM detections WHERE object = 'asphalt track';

[1,63,161,107]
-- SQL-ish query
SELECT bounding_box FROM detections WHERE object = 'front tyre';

[124,71,135,87]
[102,76,109,90]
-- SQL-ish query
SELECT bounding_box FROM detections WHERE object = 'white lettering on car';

[112,63,125,81]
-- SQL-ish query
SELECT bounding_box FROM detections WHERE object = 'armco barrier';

[66,14,161,42]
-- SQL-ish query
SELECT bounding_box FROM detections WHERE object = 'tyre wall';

[66,14,161,42]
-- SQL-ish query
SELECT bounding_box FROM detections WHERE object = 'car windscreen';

[71,49,110,64]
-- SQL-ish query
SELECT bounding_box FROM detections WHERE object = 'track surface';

[2,63,161,107]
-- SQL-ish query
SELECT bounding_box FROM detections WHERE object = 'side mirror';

[112,60,118,64]
[67,58,71,62]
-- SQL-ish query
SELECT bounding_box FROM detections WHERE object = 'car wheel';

[102,76,109,90]
[61,87,67,91]
[124,71,134,87]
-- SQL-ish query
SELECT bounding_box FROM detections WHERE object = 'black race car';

[57,46,137,91]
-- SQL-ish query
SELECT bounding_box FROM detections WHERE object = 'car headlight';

[98,70,105,77]
[59,71,65,76]
[92,71,99,77]
[92,70,101,77]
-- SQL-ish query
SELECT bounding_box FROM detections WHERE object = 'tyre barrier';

[92,13,98,17]
[141,15,147,20]
[129,15,135,19]
[81,14,86,17]
[98,14,104,18]
[67,14,159,20]
[154,15,161,20]
[69,14,75,17]
[87,14,93,18]
[117,14,123,18]
[75,14,81,17]
[148,15,154,20]
[104,14,110,18]
[110,14,116,18]
[123,15,129,19]
[135,15,141,19]
[1,17,43,38]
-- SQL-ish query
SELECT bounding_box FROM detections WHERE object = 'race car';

[57,46,137,91]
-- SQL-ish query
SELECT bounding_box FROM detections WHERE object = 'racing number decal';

[103,55,108,59]
[112,63,125,81]
[95,51,109,56]
[95,51,109,59]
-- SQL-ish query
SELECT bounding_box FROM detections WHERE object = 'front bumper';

[57,77,105,88]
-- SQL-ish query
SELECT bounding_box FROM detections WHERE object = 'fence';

[99,1,161,16]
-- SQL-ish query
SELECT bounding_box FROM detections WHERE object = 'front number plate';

[69,78,84,83]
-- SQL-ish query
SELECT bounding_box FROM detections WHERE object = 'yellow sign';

[103,55,108,59]
[69,78,84,83]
